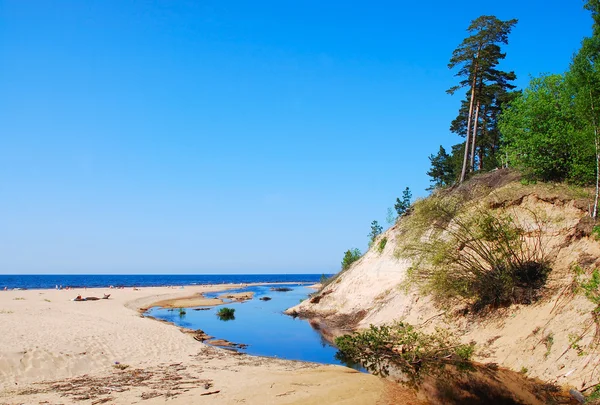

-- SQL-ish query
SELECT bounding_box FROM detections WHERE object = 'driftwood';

[200,390,220,396]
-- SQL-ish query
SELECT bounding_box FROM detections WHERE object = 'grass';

[397,192,551,311]
[570,266,600,353]
[543,333,554,359]
[377,236,388,253]
[13,297,25,301]
[0,309,14,314]
[216,307,235,321]
[569,333,587,356]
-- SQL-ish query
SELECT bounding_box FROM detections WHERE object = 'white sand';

[0,285,413,404]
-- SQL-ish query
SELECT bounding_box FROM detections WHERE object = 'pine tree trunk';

[470,100,481,172]
[460,70,478,183]
[479,148,484,171]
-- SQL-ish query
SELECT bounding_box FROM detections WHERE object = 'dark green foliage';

[216,307,235,321]
[394,187,413,216]
[447,15,518,181]
[447,16,517,96]
[334,322,474,386]
[377,237,388,253]
[427,146,456,189]
[368,220,383,244]
[341,248,361,270]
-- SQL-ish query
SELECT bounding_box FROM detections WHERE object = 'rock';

[270,287,292,292]
[569,389,585,404]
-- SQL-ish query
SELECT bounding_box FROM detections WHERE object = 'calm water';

[0,274,325,290]
[146,284,346,366]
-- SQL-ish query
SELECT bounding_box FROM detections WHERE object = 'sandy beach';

[0,285,418,404]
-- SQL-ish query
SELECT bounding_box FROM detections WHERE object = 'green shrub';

[335,322,474,386]
[399,194,551,310]
[543,333,554,358]
[368,220,383,245]
[587,384,600,403]
[593,225,600,240]
[341,248,362,270]
[377,237,388,253]
[216,307,235,321]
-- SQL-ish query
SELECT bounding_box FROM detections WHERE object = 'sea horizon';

[0,273,327,290]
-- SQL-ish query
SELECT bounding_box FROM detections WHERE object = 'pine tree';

[448,16,517,182]
[368,220,383,244]
[427,146,455,188]
[394,187,412,216]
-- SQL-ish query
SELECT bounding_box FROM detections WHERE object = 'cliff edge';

[287,170,600,390]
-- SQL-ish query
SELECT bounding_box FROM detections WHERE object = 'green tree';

[394,187,413,216]
[567,0,600,217]
[341,248,362,270]
[499,74,587,183]
[386,207,396,225]
[427,146,456,188]
[368,220,383,244]
[448,16,517,182]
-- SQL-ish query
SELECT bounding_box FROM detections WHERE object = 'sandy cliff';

[288,170,600,391]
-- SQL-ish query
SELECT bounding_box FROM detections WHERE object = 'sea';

[0,274,325,290]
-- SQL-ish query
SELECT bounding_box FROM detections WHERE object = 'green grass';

[216,307,235,321]
[377,236,388,253]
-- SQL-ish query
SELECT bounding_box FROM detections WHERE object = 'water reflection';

[146,284,355,367]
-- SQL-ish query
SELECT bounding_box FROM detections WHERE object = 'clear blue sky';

[0,1,591,274]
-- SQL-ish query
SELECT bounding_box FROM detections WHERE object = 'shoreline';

[0,284,406,404]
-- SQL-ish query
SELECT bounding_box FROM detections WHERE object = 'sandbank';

[0,285,415,404]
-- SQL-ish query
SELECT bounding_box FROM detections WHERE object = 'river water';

[145,283,346,365]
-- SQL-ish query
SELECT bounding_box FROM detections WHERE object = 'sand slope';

[288,178,600,390]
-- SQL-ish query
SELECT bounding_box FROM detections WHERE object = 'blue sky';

[0,1,591,274]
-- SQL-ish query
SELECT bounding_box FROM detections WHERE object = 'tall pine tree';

[448,16,517,182]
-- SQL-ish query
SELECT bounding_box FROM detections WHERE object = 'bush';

[216,307,235,321]
[341,248,362,270]
[399,194,551,310]
[377,237,388,253]
[335,322,474,386]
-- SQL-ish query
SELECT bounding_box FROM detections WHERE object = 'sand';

[0,285,413,404]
